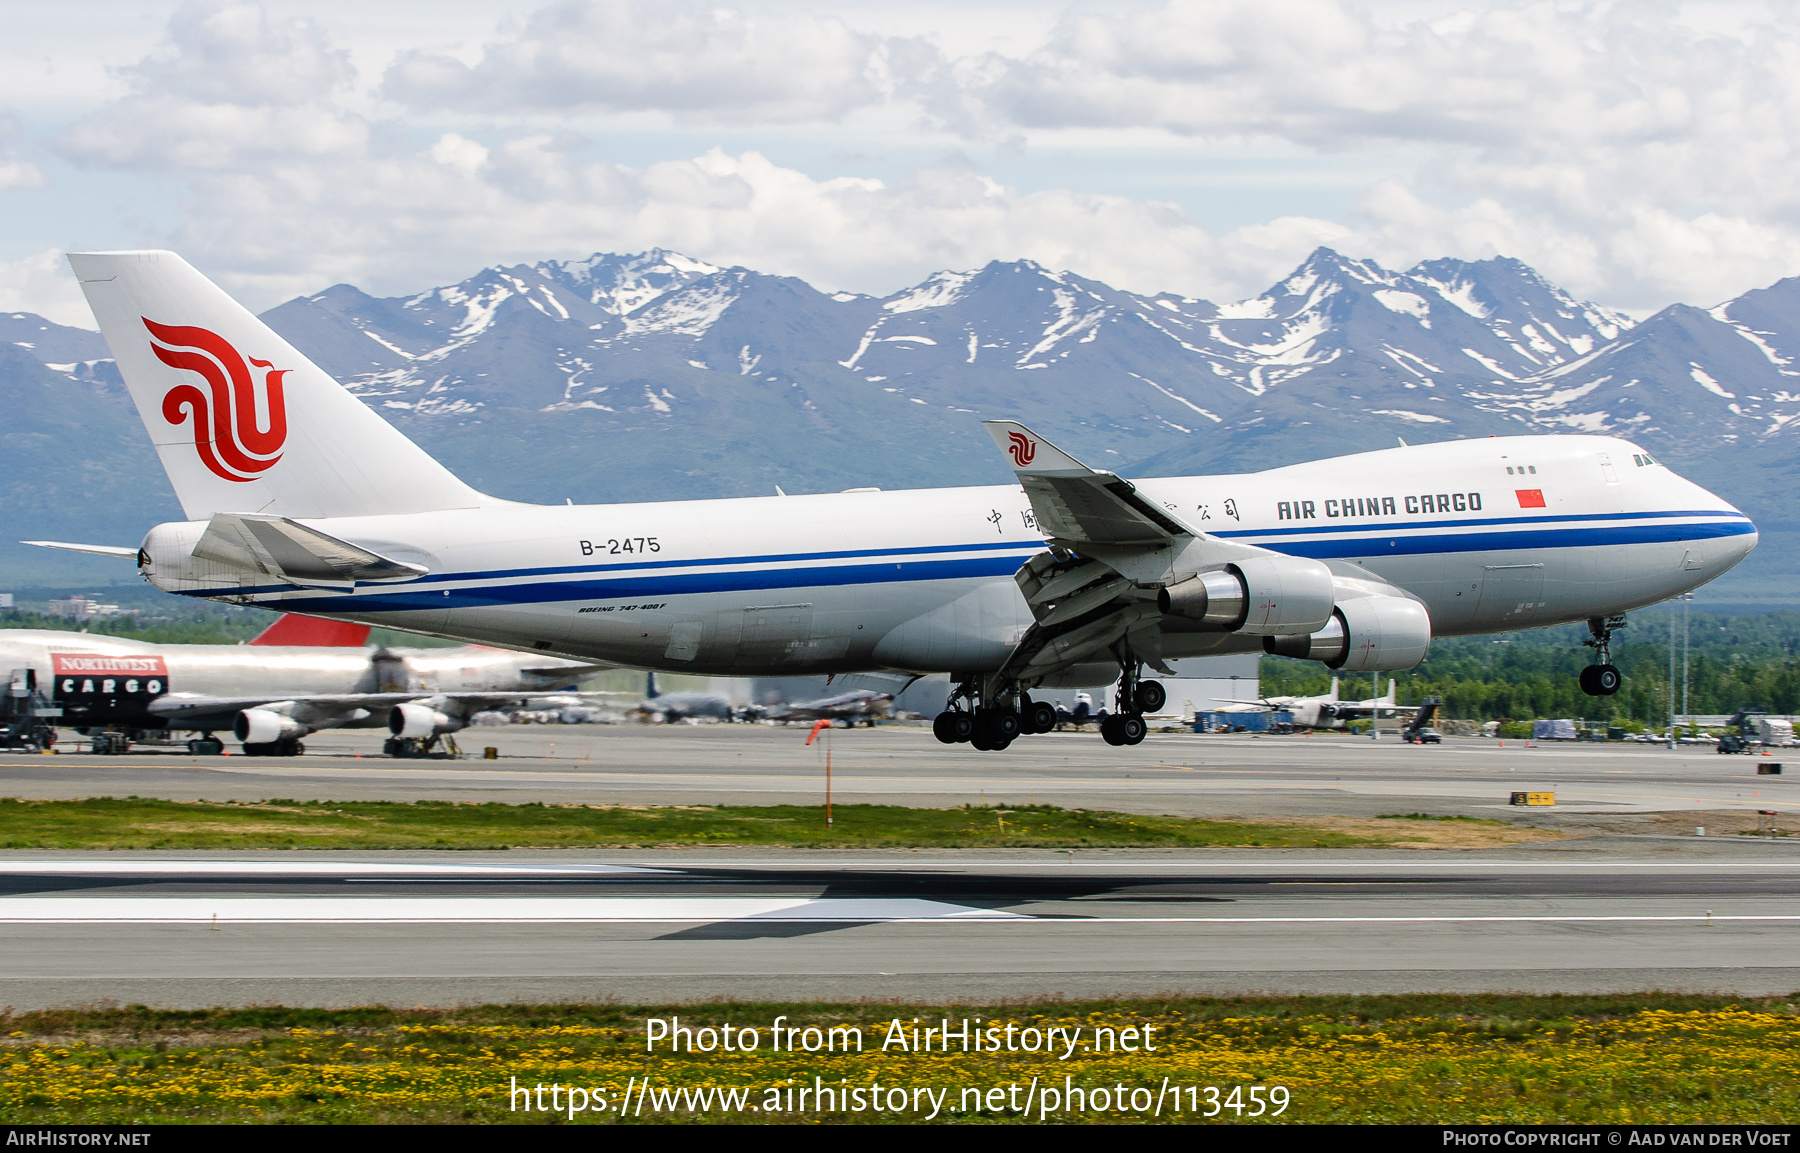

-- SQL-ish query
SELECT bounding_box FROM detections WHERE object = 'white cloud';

[0,249,93,328]
[926,0,1800,307]
[0,113,43,191]
[22,0,1800,317]
[381,0,939,123]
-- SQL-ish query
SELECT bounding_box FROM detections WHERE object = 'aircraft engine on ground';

[388,703,459,739]
[1158,556,1335,635]
[1263,595,1432,671]
[233,708,308,744]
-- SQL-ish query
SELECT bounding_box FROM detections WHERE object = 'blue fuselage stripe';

[192,515,1755,612]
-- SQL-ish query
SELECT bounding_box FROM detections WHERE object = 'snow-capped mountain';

[6,248,1800,600]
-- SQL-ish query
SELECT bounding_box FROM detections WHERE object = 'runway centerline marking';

[0,897,1026,924]
[0,861,662,877]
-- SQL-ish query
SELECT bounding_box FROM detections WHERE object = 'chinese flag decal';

[1515,489,1546,508]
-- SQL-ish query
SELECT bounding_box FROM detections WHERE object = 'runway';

[3,847,1798,1008]
[1,725,1795,821]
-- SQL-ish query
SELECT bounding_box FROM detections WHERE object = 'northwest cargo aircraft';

[44,251,1758,752]
[0,611,601,755]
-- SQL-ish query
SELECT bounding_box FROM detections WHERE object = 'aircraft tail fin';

[646,671,659,699]
[1328,676,1339,702]
[1385,678,1397,704]
[67,250,488,521]
[249,613,372,647]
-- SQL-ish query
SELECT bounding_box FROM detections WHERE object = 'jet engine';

[388,703,459,739]
[1158,556,1335,636]
[234,708,308,744]
[1263,595,1432,671]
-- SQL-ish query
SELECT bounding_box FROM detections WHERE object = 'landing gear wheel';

[932,713,960,744]
[1119,715,1148,745]
[1134,680,1166,714]
[1100,716,1126,746]
[1579,665,1622,697]
[243,742,275,756]
[1026,700,1058,735]
[975,708,1020,746]
[949,713,974,743]
[970,729,995,751]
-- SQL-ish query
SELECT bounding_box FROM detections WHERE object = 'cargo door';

[1476,563,1546,619]
[737,604,813,670]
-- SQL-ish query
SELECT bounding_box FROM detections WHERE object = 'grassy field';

[0,797,1559,850]
[1,994,1794,1124]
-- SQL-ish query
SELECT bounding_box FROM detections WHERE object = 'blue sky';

[3,0,1796,325]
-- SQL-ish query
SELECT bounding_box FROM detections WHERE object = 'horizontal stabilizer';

[193,513,427,585]
[249,613,373,647]
[21,541,138,559]
[981,419,1196,545]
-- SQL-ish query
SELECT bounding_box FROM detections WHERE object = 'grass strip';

[0,797,1395,850]
[3,993,1795,1124]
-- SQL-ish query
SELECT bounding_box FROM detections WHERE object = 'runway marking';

[465,860,1800,871]
[0,897,1025,924]
[1002,915,1800,925]
[0,861,662,877]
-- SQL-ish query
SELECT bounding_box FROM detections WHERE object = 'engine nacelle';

[1264,595,1433,671]
[234,708,307,744]
[1159,556,1334,636]
[388,703,458,739]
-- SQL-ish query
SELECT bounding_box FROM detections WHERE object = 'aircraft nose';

[1688,476,1758,569]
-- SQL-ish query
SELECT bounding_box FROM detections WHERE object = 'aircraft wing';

[1322,703,1421,721]
[980,421,1207,683]
[148,690,618,730]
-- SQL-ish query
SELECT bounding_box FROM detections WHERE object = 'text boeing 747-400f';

[44,250,1756,752]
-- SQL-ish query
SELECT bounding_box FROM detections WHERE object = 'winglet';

[981,420,1095,478]
[982,419,1198,544]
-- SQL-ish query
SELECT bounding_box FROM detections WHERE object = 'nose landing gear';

[1580,615,1625,697]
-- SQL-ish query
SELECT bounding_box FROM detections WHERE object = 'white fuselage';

[137,435,1756,680]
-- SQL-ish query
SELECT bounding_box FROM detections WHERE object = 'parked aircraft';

[52,251,1758,753]
[763,689,894,726]
[1217,676,1421,731]
[633,671,736,723]
[0,611,602,755]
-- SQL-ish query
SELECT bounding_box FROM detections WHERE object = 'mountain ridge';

[4,248,1797,601]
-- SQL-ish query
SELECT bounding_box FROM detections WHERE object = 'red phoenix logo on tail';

[143,318,288,483]
[1006,430,1037,467]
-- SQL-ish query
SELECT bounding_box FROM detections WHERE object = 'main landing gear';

[1580,615,1625,697]
[932,676,1062,751]
[931,662,1165,752]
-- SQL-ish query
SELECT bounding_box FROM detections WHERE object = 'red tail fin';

[249,613,372,647]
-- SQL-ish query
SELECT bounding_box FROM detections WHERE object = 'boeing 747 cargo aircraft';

[46,251,1756,751]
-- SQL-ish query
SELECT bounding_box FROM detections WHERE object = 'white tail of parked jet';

[68,251,487,521]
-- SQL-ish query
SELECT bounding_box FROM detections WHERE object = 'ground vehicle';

[1718,707,1768,754]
